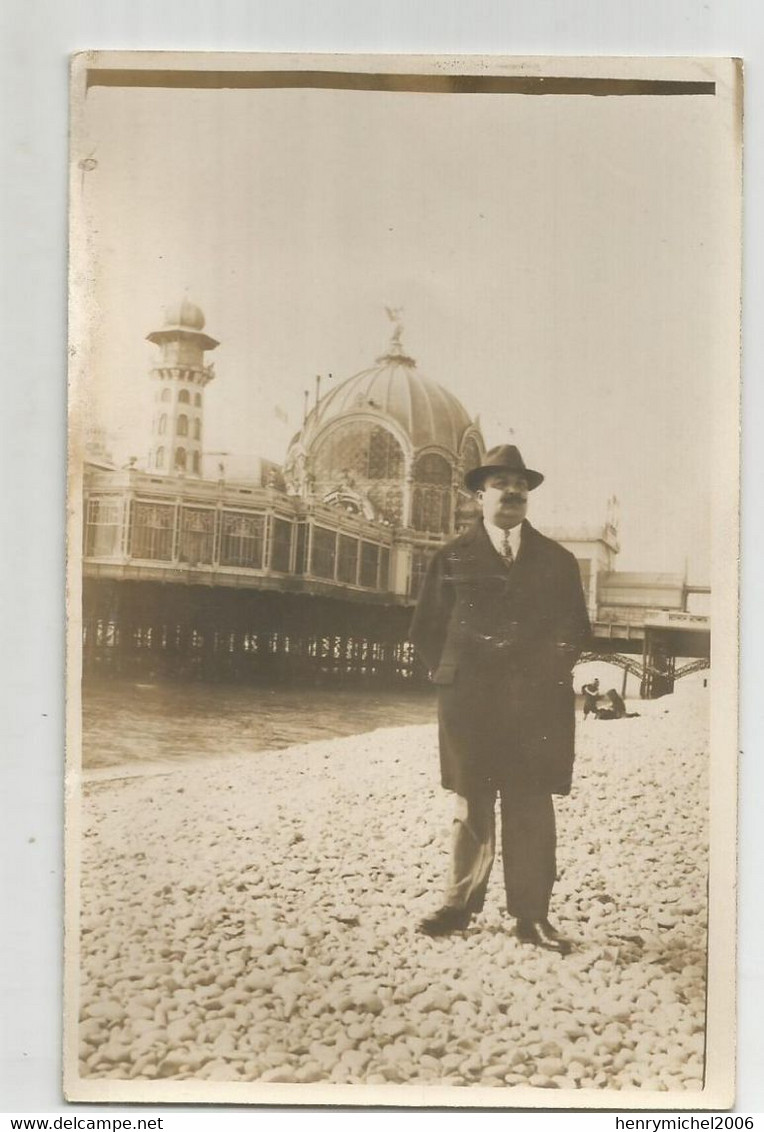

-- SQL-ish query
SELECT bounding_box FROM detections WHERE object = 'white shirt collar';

[483,519,522,560]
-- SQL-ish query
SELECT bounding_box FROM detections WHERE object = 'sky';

[74,74,738,581]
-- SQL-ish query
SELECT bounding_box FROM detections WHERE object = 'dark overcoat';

[410,519,591,797]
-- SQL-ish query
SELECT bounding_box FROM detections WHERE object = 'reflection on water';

[82,678,437,770]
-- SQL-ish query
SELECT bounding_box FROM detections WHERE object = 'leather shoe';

[418,906,472,937]
[515,918,572,955]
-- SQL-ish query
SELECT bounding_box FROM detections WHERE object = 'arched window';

[461,435,482,477]
[411,452,453,534]
[155,446,165,469]
[175,447,187,471]
[161,388,171,403]
[178,389,191,404]
[194,419,201,440]
[177,414,188,437]
[313,422,404,484]
[415,452,452,485]
[158,414,167,435]
[192,451,201,474]
[312,422,405,525]
[194,393,202,407]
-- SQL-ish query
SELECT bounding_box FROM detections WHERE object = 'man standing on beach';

[411,445,591,952]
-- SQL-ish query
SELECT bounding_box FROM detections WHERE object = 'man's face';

[477,470,529,530]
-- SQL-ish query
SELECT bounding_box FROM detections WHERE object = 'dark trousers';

[443,786,557,921]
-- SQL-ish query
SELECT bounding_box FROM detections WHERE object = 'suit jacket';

[410,518,591,796]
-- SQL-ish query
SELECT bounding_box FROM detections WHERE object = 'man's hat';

[464,444,544,493]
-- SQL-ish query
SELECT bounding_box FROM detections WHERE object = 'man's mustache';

[499,494,527,504]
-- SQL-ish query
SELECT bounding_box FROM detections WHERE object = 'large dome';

[284,324,485,535]
[300,339,474,455]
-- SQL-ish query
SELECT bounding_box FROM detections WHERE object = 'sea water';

[81,678,437,770]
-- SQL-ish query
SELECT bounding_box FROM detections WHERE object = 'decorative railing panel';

[130,501,175,561]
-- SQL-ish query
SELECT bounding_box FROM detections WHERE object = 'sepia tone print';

[66,53,741,1108]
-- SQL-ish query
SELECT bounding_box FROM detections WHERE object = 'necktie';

[501,530,514,566]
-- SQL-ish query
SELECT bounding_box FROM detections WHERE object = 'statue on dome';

[384,305,405,353]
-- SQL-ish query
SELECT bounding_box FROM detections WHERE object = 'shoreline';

[80,722,437,785]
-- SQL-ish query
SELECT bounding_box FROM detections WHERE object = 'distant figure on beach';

[581,677,600,719]
[411,444,591,952]
[592,687,640,720]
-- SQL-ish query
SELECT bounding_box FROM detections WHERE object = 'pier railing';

[83,474,397,601]
[81,470,710,693]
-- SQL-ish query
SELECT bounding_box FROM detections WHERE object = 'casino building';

[81,299,703,693]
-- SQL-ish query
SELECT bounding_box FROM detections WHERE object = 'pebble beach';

[75,681,709,1095]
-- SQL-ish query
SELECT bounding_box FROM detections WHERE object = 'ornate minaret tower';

[146,298,219,477]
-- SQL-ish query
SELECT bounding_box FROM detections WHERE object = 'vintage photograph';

[65,53,741,1107]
